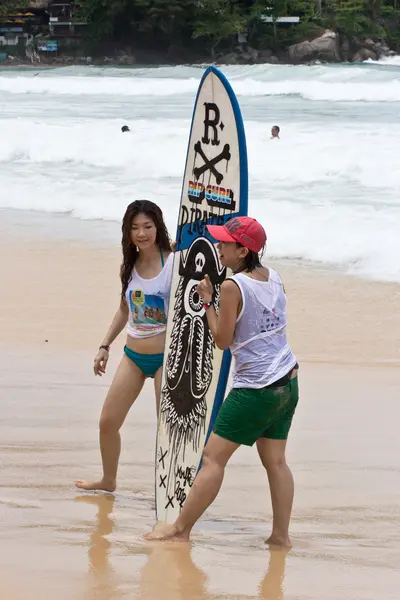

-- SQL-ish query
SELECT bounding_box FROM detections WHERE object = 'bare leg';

[153,366,163,418]
[75,355,146,492]
[144,433,239,541]
[256,438,294,548]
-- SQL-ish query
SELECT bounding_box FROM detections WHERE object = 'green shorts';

[214,376,299,446]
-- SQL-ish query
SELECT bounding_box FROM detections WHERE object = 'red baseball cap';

[207,216,267,253]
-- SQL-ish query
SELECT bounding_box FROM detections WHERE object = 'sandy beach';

[1,212,400,600]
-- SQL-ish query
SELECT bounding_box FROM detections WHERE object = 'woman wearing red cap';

[145,216,299,547]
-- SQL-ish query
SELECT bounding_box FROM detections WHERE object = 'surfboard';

[155,65,248,523]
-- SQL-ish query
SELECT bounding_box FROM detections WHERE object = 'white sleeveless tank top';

[228,268,297,388]
[125,253,174,339]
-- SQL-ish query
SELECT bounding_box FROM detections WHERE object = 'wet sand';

[1,216,400,599]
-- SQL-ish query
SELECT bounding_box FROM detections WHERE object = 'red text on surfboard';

[188,181,235,209]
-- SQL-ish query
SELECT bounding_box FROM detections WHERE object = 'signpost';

[38,39,58,52]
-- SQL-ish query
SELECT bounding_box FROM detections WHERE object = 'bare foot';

[143,523,189,542]
[265,534,292,549]
[74,478,116,493]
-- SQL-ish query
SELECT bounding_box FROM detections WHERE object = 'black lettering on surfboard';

[176,101,238,247]
[175,465,195,488]
[174,480,187,508]
[159,474,167,489]
[165,495,174,509]
[158,447,167,470]
[187,101,236,214]
[170,465,196,509]
[177,206,224,245]
[202,102,220,146]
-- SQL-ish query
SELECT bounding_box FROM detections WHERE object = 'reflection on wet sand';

[140,543,288,600]
[258,549,288,600]
[2,348,399,599]
[75,494,119,600]
[139,543,209,600]
[75,493,289,600]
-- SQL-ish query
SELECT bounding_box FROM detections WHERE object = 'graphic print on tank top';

[128,289,167,336]
[260,307,281,333]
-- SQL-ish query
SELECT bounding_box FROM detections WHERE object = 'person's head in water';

[120,200,171,297]
[271,125,280,139]
[121,125,130,133]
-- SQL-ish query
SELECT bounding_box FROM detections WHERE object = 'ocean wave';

[1,62,400,283]
[1,62,400,102]
[1,118,399,189]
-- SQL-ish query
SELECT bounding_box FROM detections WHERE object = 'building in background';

[0,1,87,60]
[0,3,47,50]
[48,2,87,37]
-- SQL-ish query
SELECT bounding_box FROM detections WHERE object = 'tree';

[192,0,247,55]
[136,0,196,44]
[0,0,29,16]
[364,0,382,19]
[74,0,397,55]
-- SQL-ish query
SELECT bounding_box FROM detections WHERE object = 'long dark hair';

[233,244,264,274]
[120,200,171,299]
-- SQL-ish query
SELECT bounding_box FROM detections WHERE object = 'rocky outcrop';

[351,47,378,62]
[350,37,396,61]
[199,31,397,65]
[286,30,396,64]
[28,0,49,6]
[116,53,136,65]
[217,45,279,65]
[288,30,340,64]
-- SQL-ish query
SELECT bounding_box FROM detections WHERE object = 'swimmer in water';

[271,126,280,139]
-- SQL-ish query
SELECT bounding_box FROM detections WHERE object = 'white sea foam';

[1,63,400,282]
[1,60,400,101]
[2,70,400,102]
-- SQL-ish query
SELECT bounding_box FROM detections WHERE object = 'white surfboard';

[155,66,249,523]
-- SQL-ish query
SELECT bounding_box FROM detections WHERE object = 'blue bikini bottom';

[124,345,163,378]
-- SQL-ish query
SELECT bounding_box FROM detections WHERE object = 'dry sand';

[1,219,399,599]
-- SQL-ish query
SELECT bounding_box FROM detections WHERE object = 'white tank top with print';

[126,253,174,339]
[228,268,297,388]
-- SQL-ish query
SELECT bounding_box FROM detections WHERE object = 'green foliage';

[137,0,194,37]
[74,0,397,55]
[322,0,386,36]
[0,0,29,16]
[192,0,247,47]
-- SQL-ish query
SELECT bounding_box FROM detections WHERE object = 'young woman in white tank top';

[75,200,173,493]
[145,216,299,548]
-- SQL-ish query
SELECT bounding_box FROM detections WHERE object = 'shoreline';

[2,205,400,285]
[1,56,396,69]
[2,44,398,70]
[1,208,399,366]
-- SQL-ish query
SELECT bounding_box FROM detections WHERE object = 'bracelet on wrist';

[99,345,110,352]
[203,302,212,311]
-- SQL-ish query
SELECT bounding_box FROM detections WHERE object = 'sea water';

[1,59,400,282]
